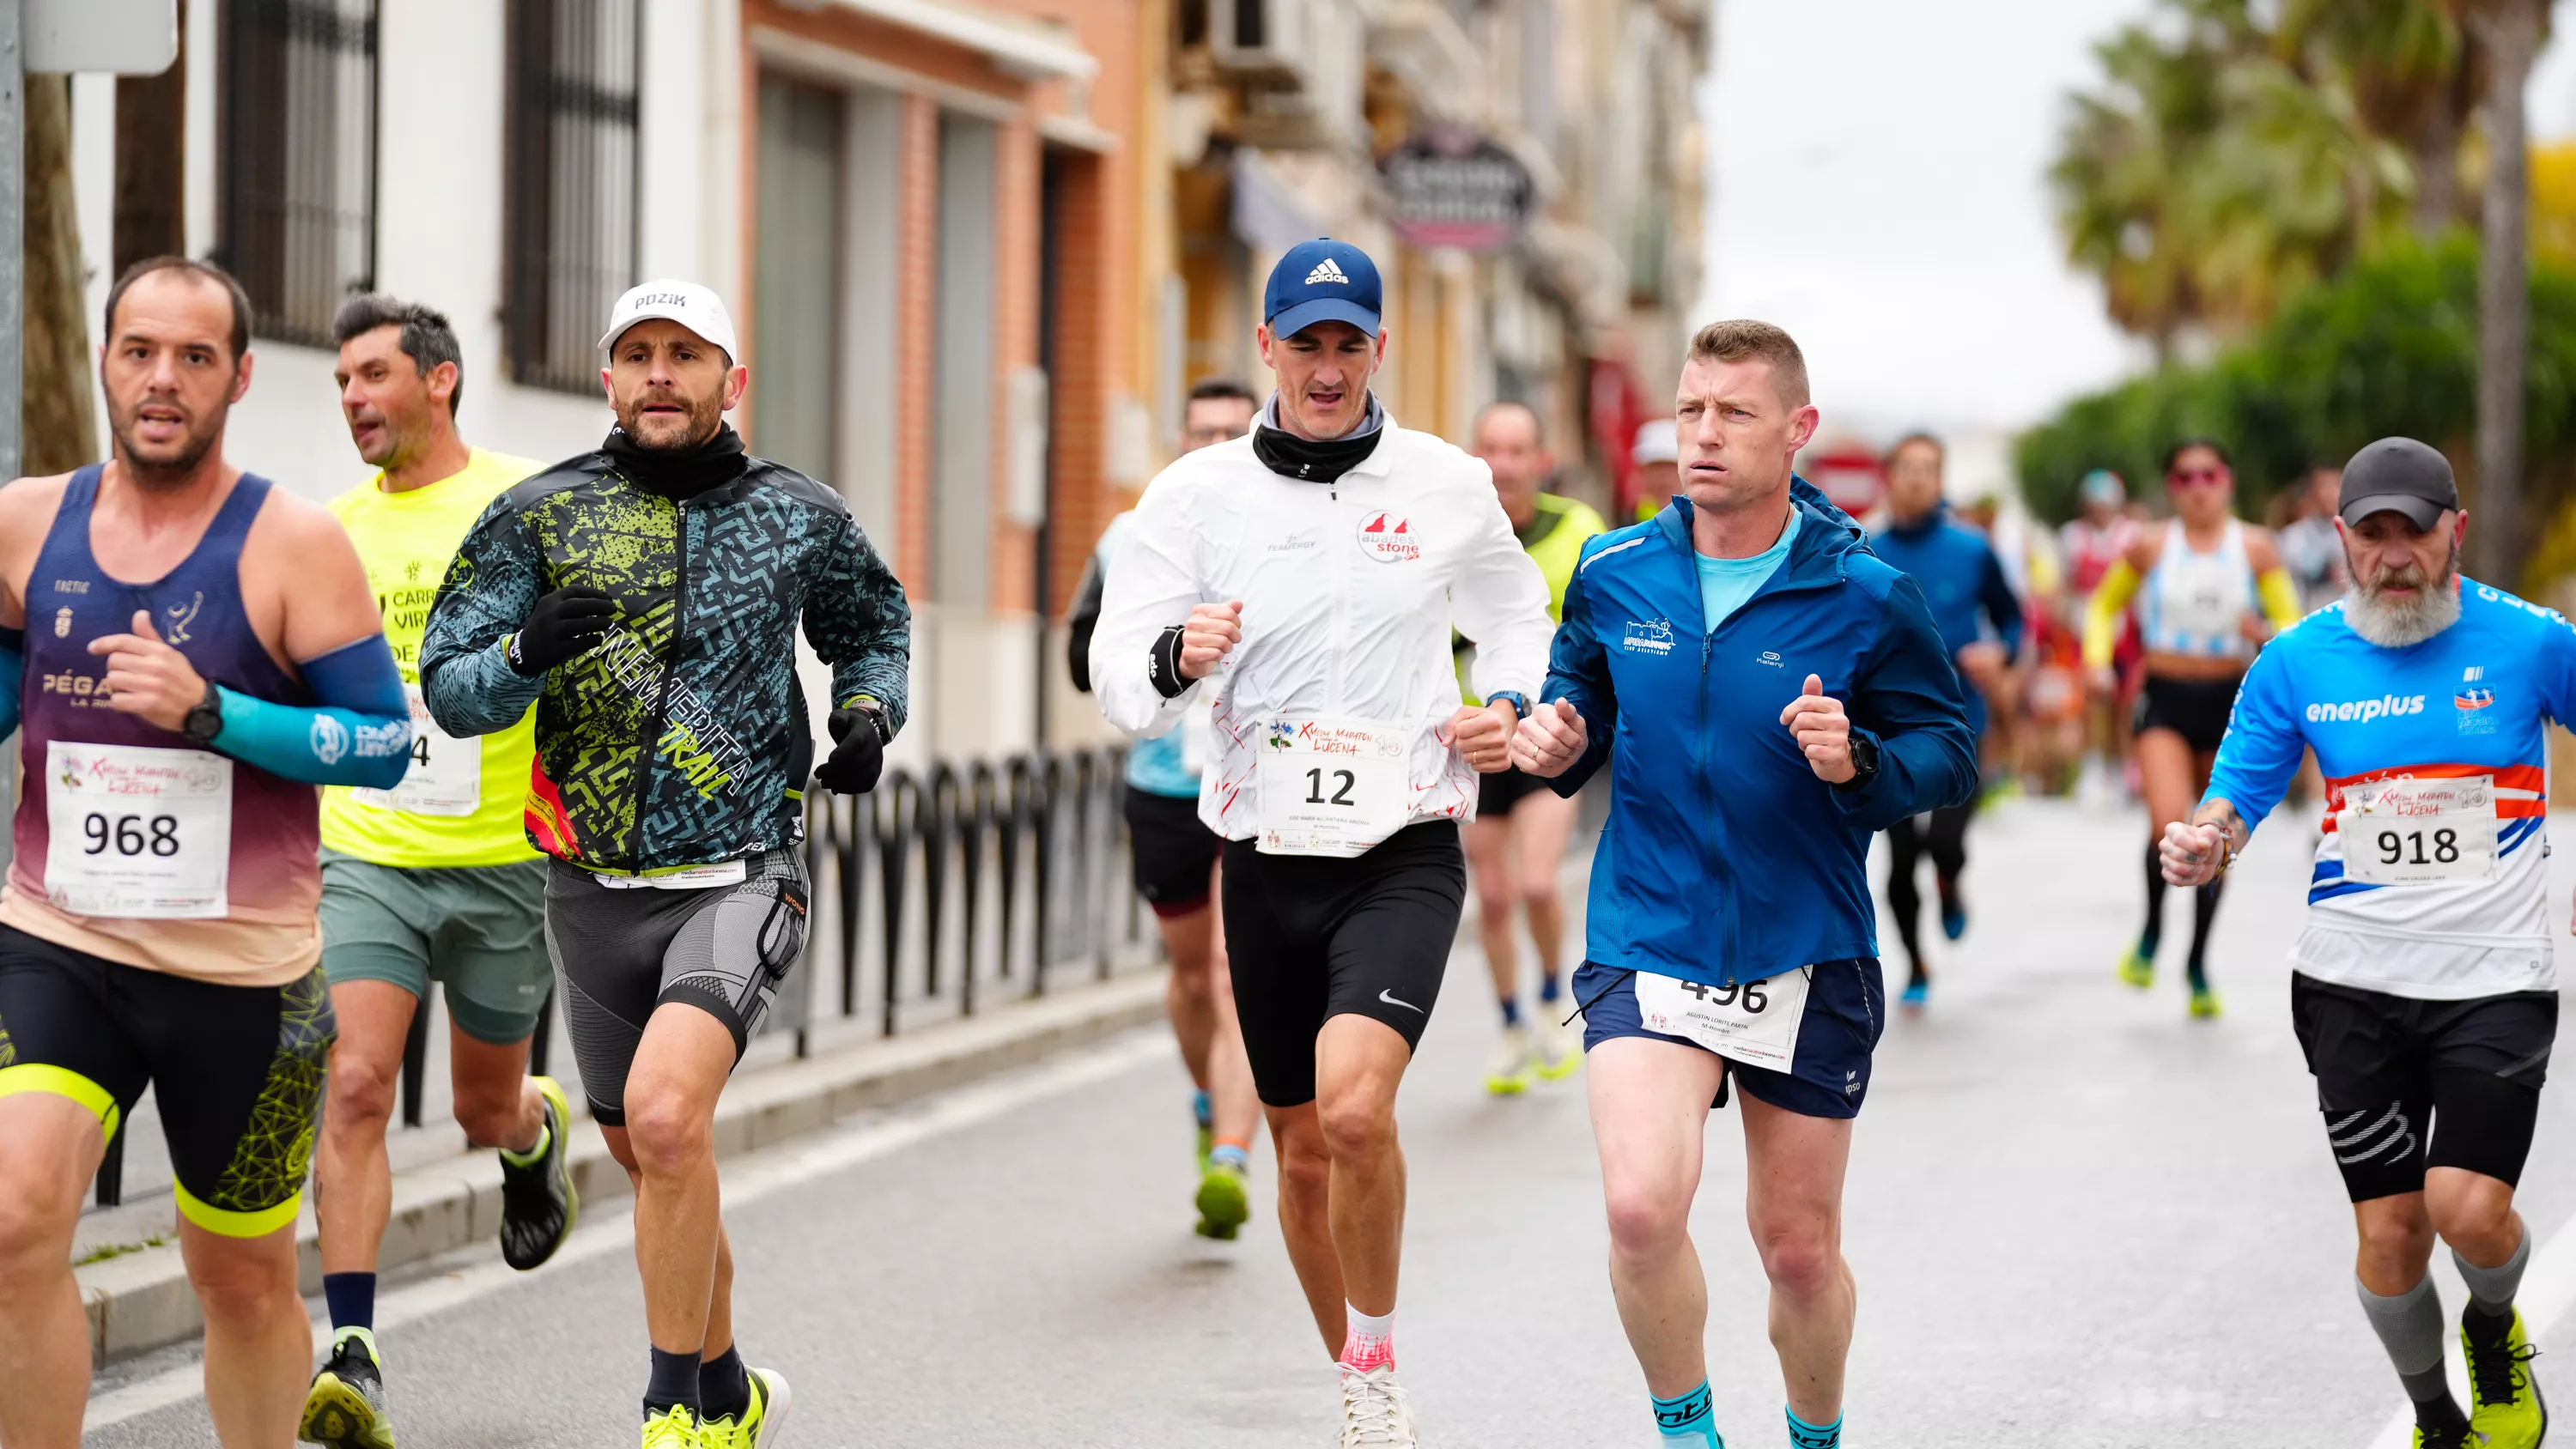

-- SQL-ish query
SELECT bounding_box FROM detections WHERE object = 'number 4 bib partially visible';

[45,740,233,919]
[1632,967,1811,1070]
[2338,774,2499,887]
[350,682,480,817]
[1255,716,1410,858]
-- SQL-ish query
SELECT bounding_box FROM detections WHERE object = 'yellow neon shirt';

[320,450,547,868]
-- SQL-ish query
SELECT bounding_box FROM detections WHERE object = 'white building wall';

[65,0,738,506]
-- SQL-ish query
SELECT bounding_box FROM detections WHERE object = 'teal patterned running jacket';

[419,434,910,874]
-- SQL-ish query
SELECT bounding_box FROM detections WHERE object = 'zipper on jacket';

[623,490,689,868]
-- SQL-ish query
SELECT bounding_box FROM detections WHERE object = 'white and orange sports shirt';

[2203,582,2576,1000]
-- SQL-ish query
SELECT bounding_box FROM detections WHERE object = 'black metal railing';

[91,746,1146,1208]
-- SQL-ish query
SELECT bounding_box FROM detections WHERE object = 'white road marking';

[82,1030,1173,1434]
[2361,1198,2576,1449]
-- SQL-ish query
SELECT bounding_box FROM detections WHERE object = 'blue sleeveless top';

[5,467,325,979]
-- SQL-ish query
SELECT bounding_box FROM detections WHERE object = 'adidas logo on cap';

[1304,258,1351,286]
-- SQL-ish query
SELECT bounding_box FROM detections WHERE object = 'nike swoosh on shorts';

[1378,988,1424,1014]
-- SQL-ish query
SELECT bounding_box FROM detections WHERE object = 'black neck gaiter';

[604,422,750,499]
[1252,396,1385,484]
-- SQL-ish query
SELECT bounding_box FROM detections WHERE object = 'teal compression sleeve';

[209,633,411,788]
[0,625,21,739]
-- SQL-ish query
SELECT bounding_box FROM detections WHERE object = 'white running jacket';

[1090,417,1556,840]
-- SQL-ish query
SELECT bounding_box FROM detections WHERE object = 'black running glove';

[815,706,888,795]
[506,588,617,676]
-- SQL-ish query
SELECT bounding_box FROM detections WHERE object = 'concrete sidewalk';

[72,965,1169,1362]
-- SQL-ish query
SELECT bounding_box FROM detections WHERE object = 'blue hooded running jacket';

[1543,480,1978,987]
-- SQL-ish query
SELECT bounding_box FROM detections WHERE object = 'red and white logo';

[1356,512,1422,563]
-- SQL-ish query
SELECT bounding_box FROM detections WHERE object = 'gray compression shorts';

[544,848,810,1125]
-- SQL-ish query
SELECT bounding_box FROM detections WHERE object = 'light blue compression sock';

[1653,1382,1720,1446]
[1208,1143,1249,1172]
[1192,1090,1212,1130]
[1786,1406,1842,1448]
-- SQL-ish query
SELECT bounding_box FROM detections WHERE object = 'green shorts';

[319,851,552,1045]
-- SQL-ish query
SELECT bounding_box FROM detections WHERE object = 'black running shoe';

[498,1076,578,1270]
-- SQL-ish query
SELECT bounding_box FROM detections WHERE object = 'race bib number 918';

[2338,774,2499,886]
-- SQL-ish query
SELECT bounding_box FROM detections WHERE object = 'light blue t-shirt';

[1696,506,1801,633]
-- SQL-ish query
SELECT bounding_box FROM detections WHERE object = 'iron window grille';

[504,0,641,394]
[216,0,379,348]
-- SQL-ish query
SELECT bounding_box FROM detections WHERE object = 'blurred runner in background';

[2060,469,2139,804]
[1631,418,1679,524]
[1460,402,1604,1094]
[1066,374,1264,1239]
[2085,440,2302,1018]
[1867,433,2021,1009]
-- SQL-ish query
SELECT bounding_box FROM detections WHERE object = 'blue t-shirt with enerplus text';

[2201,582,2576,1000]
[1696,506,1801,634]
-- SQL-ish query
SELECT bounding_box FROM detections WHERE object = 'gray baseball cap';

[2338,437,2459,530]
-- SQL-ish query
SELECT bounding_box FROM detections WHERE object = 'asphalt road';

[78,798,2576,1448]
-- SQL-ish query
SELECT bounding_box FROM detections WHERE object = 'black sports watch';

[1832,731,1880,792]
[182,682,225,746]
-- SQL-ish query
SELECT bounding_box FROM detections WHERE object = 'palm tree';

[2278,0,2472,235]
[2050,1,2407,356]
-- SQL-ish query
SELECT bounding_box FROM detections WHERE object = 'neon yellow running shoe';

[700,1367,793,1449]
[299,1326,394,1449]
[1485,1025,1534,1095]
[1195,1160,1250,1240]
[2464,1307,2548,1449]
[2409,1422,2471,1448]
[641,1404,699,1449]
[2117,944,2154,991]
[2189,986,2222,1019]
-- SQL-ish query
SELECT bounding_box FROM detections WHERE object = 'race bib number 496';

[45,741,233,919]
[1633,967,1810,1070]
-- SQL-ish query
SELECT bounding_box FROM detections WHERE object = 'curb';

[77,967,1170,1362]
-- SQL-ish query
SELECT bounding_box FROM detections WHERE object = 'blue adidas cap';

[1265,239,1382,340]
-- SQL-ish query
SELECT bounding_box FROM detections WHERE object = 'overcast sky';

[1698,0,2576,439]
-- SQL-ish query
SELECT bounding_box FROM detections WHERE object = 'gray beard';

[2342,577,2461,647]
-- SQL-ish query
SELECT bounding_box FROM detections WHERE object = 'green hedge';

[2018,235,2576,535]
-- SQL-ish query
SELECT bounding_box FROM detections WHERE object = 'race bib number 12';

[1255,717,1409,858]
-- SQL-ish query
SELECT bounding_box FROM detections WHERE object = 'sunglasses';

[2168,468,2226,488]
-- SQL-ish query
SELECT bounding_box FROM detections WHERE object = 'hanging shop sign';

[1379,130,1535,253]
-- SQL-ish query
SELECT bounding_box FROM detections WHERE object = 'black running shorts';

[1122,788,1220,918]
[2131,673,2240,754]
[2290,972,2555,1201]
[544,850,809,1125]
[1221,822,1466,1108]
[0,925,333,1237]
[1475,766,1550,820]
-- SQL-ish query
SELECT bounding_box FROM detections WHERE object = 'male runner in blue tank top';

[0,258,413,1447]
[2163,439,2555,1449]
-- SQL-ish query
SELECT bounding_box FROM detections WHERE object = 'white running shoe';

[1337,1363,1418,1447]
[1484,1024,1534,1095]
[1533,1009,1582,1080]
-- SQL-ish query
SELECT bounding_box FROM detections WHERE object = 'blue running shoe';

[1899,979,1929,1011]
[1941,901,1967,941]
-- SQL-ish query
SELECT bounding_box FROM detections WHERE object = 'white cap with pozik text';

[598,280,739,361]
